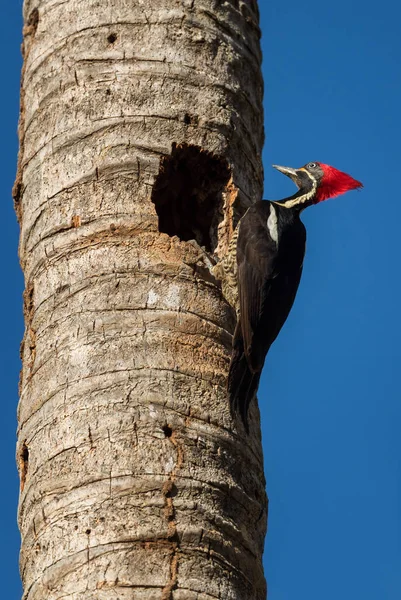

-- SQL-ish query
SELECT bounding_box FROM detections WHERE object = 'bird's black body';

[228,200,306,427]
[222,161,362,430]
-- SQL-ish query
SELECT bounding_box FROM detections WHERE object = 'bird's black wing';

[228,201,305,429]
[228,202,278,427]
[237,202,280,371]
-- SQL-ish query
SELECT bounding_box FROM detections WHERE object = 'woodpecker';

[213,162,363,430]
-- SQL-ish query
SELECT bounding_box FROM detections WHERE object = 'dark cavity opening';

[164,482,178,499]
[168,530,180,542]
[183,113,198,126]
[22,444,29,466]
[162,424,173,438]
[107,33,117,44]
[19,443,29,491]
[151,143,231,252]
[27,8,40,31]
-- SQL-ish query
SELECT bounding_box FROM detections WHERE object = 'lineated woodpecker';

[213,162,363,430]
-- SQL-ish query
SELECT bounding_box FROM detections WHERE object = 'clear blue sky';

[3,1,401,598]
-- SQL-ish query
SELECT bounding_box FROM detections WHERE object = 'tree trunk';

[15,1,266,599]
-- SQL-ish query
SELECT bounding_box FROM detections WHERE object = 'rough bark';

[15,1,266,598]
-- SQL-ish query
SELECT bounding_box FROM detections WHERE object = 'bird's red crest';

[315,163,363,203]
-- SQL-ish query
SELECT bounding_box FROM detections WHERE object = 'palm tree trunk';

[15,1,266,598]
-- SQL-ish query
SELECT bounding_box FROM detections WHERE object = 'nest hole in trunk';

[19,442,29,491]
[151,143,231,252]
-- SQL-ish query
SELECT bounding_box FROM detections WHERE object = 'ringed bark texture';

[16,1,266,599]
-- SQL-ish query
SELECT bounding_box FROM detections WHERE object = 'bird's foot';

[184,240,219,284]
[186,239,217,271]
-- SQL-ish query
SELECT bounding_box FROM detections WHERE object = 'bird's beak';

[272,165,298,177]
[272,165,301,188]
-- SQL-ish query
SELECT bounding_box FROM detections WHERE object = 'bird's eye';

[308,162,317,168]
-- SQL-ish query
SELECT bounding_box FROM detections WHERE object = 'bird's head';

[272,162,363,209]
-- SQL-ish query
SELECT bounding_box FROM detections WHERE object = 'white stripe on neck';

[277,170,317,209]
[267,204,278,244]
